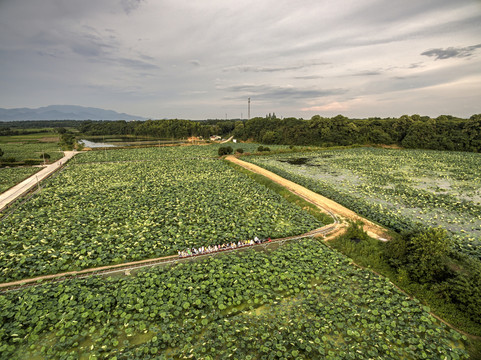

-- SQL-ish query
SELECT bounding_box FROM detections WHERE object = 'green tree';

[369,128,393,144]
[58,133,76,150]
[39,153,51,161]
[262,130,279,144]
[217,146,233,156]
[391,115,414,143]
[408,227,451,282]
[233,121,245,139]
[385,228,452,283]
[464,114,481,152]
[401,119,436,149]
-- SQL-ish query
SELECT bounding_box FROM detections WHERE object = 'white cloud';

[0,0,480,118]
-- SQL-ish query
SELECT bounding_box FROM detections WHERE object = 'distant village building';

[188,136,202,143]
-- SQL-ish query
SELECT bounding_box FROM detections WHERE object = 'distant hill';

[0,105,147,121]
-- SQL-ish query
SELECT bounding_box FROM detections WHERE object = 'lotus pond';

[246,148,481,259]
[0,142,63,162]
[0,239,468,359]
[0,146,323,282]
[0,167,41,193]
[71,143,318,164]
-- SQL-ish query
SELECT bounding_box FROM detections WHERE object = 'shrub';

[24,159,42,165]
[385,227,452,283]
[218,146,233,156]
[236,148,244,154]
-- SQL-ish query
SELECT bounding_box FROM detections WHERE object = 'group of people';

[178,236,271,258]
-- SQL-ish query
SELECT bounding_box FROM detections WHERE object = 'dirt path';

[0,151,79,211]
[225,155,390,240]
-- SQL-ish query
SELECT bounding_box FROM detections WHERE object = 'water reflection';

[79,139,115,148]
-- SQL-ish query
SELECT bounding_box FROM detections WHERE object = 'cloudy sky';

[1,0,480,119]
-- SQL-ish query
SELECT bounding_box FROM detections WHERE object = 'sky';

[0,0,480,120]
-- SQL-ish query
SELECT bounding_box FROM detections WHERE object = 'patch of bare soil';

[373,144,403,149]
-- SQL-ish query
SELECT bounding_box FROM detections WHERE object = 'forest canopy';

[2,114,480,152]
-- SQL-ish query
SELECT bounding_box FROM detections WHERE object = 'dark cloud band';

[421,44,481,60]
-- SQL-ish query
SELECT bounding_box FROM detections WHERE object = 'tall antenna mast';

[248,97,251,120]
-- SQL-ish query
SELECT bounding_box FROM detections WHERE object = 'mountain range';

[0,105,147,121]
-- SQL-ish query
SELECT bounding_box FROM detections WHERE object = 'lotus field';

[0,167,41,193]
[247,148,481,259]
[0,240,468,359]
[0,146,322,282]
[0,142,63,162]
[71,143,292,164]
[71,145,216,163]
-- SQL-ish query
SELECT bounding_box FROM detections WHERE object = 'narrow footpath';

[220,136,234,143]
[0,151,78,211]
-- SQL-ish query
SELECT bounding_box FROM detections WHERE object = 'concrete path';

[220,136,234,143]
[0,151,78,211]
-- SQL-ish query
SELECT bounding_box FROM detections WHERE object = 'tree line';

[2,114,480,152]
[78,114,481,152]
[235,114,481,152]
[77,119,235,140]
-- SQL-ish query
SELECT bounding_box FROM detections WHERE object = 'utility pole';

[248,98,251,120]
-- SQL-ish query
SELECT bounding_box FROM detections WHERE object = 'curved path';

[0,151,79,211]
[220,136,234,143]
[225,155,390,240]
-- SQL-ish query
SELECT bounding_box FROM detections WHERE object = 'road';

[0,151,78,211]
